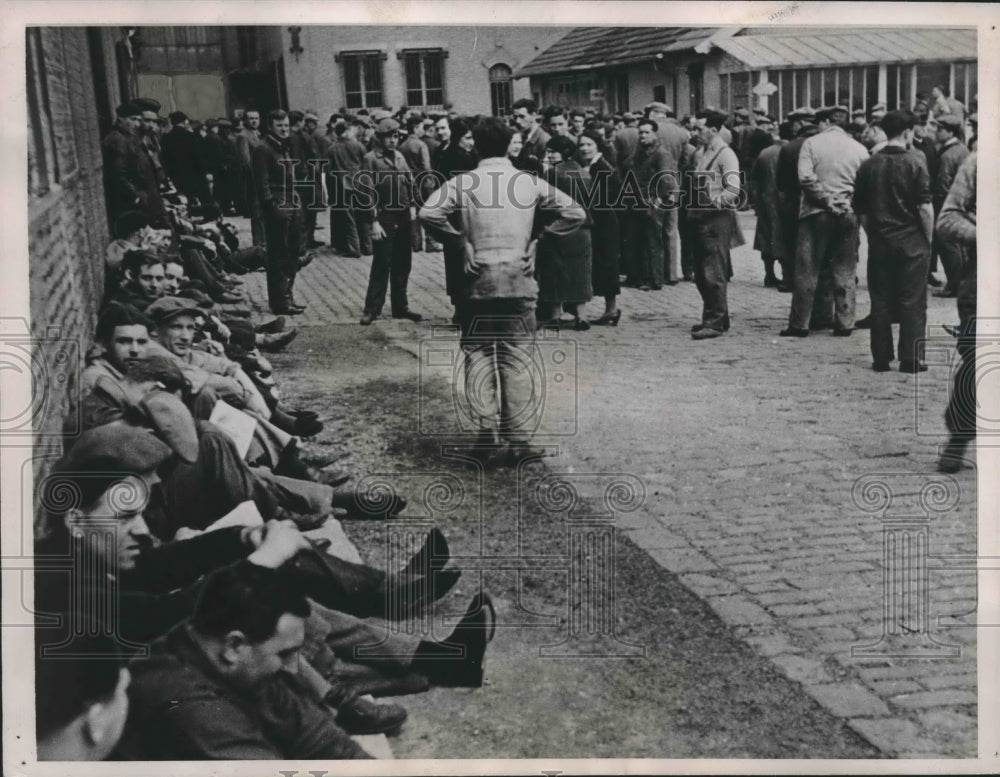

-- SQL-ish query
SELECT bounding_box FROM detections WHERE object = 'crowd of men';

[35,81,979,760]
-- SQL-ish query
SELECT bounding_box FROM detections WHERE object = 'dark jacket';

[102,125,164,224]
[933,139,970,210]
[252,134,298,213]
[115,617,369,760]
[359,147,414,232]
[160,126,204,196]
[775,124,820,211]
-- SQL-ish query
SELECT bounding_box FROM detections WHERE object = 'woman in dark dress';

[577,130,622,325]
[536,135,592,330]
[430,118,480,321]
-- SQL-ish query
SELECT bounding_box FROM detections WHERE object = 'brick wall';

[27,27,114,534]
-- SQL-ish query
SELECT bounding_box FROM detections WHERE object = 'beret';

[54,425,173,482]
[645,101,670,113]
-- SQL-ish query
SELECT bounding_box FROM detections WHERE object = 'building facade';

[131,26,285,120]
[519,26,977,119]
[280,25,572,118]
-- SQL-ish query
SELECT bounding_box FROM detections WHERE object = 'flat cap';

[351,114,373,128]
[54,424,173,482]
[645,101,670,114]
[375,117,401,135]
[304,111,319,122]
[968,112,978,124]
[622,111,638,122]
[204,118,217,128]
[851,108,867,118]
[936,114,964,132]
[176,287,215,309]
[787,106,816,121]
[870,103,887,114]
[816,104,849,120]
[734,107,750,118]
[216,118,233,128]
[132,97,162,114]
[169,110,190,124]
[146,296,203,324]
[116,102,142,118]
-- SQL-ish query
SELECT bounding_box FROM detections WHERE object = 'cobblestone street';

[240,211,976,757]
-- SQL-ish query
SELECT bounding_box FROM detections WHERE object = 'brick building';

[280,25,572,118]
[26,28,129,519]
[518,26,977,118]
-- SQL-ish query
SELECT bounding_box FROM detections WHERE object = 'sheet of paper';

[207,399,257,458]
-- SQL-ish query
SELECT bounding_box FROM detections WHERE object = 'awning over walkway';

[709,27,976,70]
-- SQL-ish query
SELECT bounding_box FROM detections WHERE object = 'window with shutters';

[489,63,513,116]
[337,50,385,110]
[402,49,446,110]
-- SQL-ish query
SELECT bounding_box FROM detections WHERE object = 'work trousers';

[331,189,372,257]
[263,204,303,312]
[866,234,931,366]
[622,206,665,286]
[691,210,733,331]
[789,211,859,331]
[363,223,412,316]
[460,299,538,444]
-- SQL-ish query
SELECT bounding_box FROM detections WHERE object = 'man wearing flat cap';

[646,101,689,282]
[774,107,819,293]
[161,111,211,205]
[132,98,167,187]
[102,102,166,229]
[931,113,970,297]
[849,109,868,144]
[358,118,422,325]
[780,104,868,338]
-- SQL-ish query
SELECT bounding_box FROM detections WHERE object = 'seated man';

[34,627,131,761]
[114,562,373,759]
[107,250,166,311]
[81,306,348,502]
[36,426,491,741]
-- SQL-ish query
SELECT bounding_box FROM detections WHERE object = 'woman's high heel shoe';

[590,310,621,327]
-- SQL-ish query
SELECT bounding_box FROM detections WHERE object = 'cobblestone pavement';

[238,213,976,757]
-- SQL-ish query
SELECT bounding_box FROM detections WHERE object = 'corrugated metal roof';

[515,27,720,77]
[712,28,976,69]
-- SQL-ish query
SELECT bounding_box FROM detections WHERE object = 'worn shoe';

[217,292,245,304]
[360,312,377,326]
[777,282,792,293]
[933,287,958,298]
[411,593,496,687]
[927,273,943,288]
[335,696,407,736]
[256,316,287,334]
[779,327,809,338]
[872,361,892,373]
[855,315,872,329]
[257,329,299,352]
[403,527,451,576]
[899,361,928,374]
[691,327,723,340]
[831,328,853,337]
[764,275,781,288]
[391,310,424,322]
